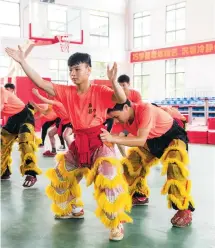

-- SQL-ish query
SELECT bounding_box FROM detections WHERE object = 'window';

[49,59,68,84]
[166,2,186,43]
[90,10,109,47]
[0,0,20,37]
[91,61,107,79]
[133,62,150,99]
[165,59,185,97]
[133,11,151,49]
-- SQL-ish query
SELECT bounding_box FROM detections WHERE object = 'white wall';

[128,0,215,99]
[0,0,128,79]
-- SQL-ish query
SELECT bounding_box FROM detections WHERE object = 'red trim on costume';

[70,125,104,166]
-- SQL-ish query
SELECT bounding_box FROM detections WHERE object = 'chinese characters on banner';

[130,41,215,63]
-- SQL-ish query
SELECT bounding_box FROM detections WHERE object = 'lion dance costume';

[1,87,42,187]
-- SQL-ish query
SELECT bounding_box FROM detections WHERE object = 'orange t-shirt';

[52,84,115,129]
[117,103,173,139]
[1,87,25,117]
[127,89,142,103]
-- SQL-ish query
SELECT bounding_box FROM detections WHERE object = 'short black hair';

[107,99,131,114]
[68,52,92,67]
[4,83,15,90]
[118,74,130,84]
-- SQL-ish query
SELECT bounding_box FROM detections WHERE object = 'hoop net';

[57,35,70,53]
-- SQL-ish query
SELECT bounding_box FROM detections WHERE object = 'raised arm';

[32,88,54,105]
[107,63,126,103]
[5,46,55,96]
[30,101,48,115]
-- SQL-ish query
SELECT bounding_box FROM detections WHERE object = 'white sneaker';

[57,145,66,151]
[109,223,124,241]
[55,208,84,219]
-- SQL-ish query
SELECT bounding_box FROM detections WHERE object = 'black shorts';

[55,118,61,128]
[146,120,189,158]
[62,122,73,134]
[3,106,35,134]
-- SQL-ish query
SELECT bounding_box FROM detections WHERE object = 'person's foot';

[109,223,124,241]
[132,193,149,206]
[55,208,84,219]
[43,150,56,157]
[1,167,11,180]
[57,145,66,151]
[171,210,192,227]
[23,175,37,187]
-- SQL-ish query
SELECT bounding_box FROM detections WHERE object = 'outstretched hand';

[5,45,25,63]
[107,62,117,82]
[100,128,115,143]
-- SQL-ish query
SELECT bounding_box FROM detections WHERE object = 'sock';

[52,148,56,153]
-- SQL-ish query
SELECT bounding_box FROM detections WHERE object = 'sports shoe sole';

[55,214,84,219]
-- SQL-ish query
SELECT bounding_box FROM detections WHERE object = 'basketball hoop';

[57,35,70,53]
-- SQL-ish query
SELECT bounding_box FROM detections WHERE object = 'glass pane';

[59,71,68,81]
[134,18,142,37]
[48,5,67,23]
[176,8,185,29]
[142,75,150,99]
[166,74,176,97]
[49,60,58,69]
[176,2,186,8]
[142,16,151,35]
[59,60,67,70]
[134,37,141,49]
[166,11,175,31]
[176,73,185,97]
[176,29,185,41]
[133,76,142,93]
[100,36,109,47]
[167,4,175,11]
[142,36,150,48]
[166,60,176,73]
[0,24,20,37]
[49,22,66,32]
[166,31,175,43]
[133,63,141,75]
[142,62,151,75]
[0,56,11,67]
[0,1,19,25]
[176,59,185,73]
[50,70,58,80]
[90,15,108,36]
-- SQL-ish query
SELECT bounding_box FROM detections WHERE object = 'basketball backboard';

[29,0,83,45]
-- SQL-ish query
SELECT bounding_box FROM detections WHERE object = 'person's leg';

[43,126,58,156]
[62,126,73,147]
[45,149,86,218]
[41,120,56,146]
[18,123,42,187]
[160,139,195,227]
[121,146,159,206]
[1,128,17,179]
[87,144,132,241]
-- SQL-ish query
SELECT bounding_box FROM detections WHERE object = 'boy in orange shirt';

[101,100,195,228]
[1,87,42,187]
[6,47,131,241]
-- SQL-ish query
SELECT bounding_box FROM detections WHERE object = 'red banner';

[130,41,215,63]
